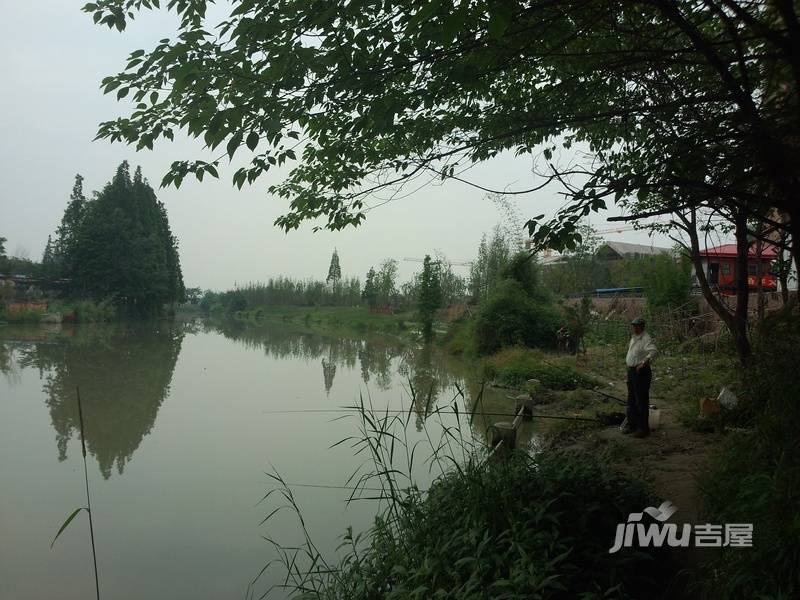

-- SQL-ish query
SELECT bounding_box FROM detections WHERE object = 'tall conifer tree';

[326,249,342,287]
[55,162,184,314]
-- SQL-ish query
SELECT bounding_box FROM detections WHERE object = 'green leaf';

[246,131,259,151]
[442,7,466,45]
[103,80,121,93]
[487,10,510,39]
[407,0,440,31]
[51,507,87,548]
[227,132,243,159]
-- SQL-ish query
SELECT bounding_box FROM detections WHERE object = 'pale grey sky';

[0,1,668,290]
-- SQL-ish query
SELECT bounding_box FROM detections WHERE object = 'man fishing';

[623,317,657,438]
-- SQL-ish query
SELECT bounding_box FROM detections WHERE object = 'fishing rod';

[591,389,627,406]
[260,408,600,423]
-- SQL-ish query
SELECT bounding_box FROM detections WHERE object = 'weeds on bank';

[251,384,673,599]
[480,347,600,391]
[698,314,800,598]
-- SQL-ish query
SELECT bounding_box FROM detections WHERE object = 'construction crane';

[594,224,639,235]
[403,257,473,267]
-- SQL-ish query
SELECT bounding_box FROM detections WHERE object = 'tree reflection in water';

[1,324,185,479]
[207,320,468,431]
[0,319,495,478]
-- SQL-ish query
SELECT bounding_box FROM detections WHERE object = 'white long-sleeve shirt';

[625,331,657,367]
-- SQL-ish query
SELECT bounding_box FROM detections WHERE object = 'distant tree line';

[199,223,691,344]
[203,250,472,319]
[539,225,692,310]
[0,236,42,278]
[202,277,363,313]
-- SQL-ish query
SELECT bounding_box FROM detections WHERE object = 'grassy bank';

[259,394,676,599]
[480,347,600,391]
[442,305,800,597]
[0,297,188,325]
[207,305,419,341]
[697,314,800,598]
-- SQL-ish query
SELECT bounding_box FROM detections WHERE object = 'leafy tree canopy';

[417,254,442,340]
[85,1,799,255]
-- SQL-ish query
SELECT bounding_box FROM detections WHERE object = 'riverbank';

[262,331,732,597]
[202,305,421,342]
[463,316,800,598]
[8,304,793,596]
[0,297,151,324]
[474,341,731,518]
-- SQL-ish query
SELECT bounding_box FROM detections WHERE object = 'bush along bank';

[442,253,561,359]
[0,298,119,324]
[480,347,600,391]
[265,450,675,599]
[699,313,800,598]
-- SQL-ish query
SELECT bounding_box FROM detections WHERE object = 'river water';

[0,319,519,599]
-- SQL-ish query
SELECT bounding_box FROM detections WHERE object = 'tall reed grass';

[51,386,100,600]
[250,384,673,599]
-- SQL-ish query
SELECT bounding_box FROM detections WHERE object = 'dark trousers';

[627,365,651,432]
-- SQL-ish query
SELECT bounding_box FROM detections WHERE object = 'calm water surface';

[0,320,518,599]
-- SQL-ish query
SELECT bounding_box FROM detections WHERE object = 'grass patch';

[440,315,476,356]
[0,308,43,323]
[481,347,600,390]
[220,305,417,340]
[73,299,117,323]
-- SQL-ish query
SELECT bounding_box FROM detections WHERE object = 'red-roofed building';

[694,243,779,294]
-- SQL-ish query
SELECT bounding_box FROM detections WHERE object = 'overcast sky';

[0,1,671,290]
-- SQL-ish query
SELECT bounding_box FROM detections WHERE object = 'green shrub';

[227,290,248,313]
[314,451,670,599]
[643,254,691,311]
[442,316,476,356]
[499,252,549,302]
[474,280,560,354]
[481,347,599,390]
[700,314,800,598]
[3,308,43,323]
[74,299,117,322]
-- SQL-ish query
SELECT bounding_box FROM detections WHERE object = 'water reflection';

[0,320,518,600]
[0,319,492,479]
[1,324,185,479]
[206,320,467,430]
[321,356,336,394]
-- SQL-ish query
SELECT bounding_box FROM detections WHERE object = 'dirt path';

[594,403,719,524]
[551,388,724,596]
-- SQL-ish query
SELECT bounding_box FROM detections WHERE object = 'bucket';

[649,406,661,430]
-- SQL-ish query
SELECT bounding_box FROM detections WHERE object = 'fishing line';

[269,481,398,492]
[259,408,599,422]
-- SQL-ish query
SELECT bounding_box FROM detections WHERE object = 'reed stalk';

[50,386,100,600]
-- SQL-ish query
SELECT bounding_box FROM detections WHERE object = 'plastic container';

[649,405,661,430]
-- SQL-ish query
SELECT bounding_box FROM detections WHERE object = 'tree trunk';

[779,247,790,306]
[784,207,799,312]
[733,209,752,361]
[755,237,765,323]
[681,210,740,351]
